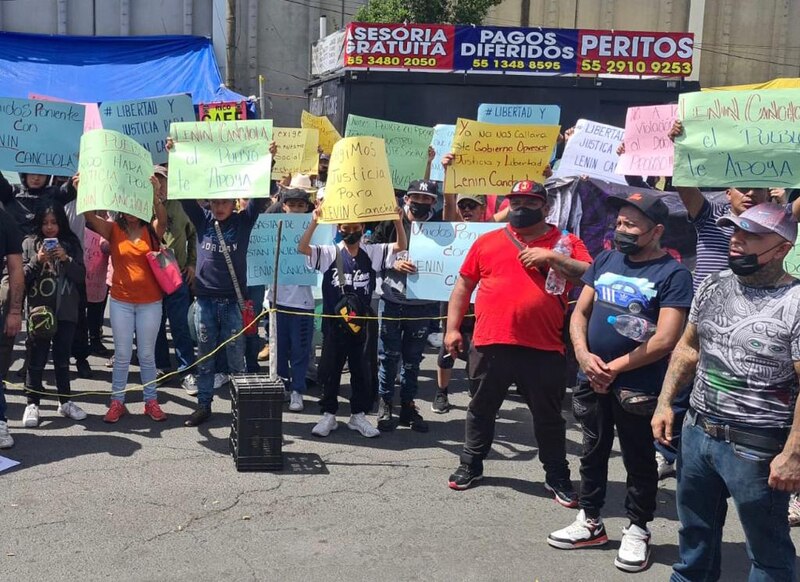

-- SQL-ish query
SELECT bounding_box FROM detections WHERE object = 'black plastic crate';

[230,374,284,472]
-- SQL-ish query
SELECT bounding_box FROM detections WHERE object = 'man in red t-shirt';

[444,180,592,504]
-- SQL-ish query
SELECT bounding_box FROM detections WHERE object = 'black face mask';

[509,207,543,229]
[409,202,432,219]
[728,242,785,276]
[614,230,642,255]
[342,231,363,245]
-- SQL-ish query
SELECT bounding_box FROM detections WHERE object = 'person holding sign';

[21,204,88,427]
[445,180,591,505]
[82,175,169,424]
[549,192,692,572]
[298,206,407,438]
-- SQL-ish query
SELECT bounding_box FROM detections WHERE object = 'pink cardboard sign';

[616,104,678,177]
[29,93,103,133]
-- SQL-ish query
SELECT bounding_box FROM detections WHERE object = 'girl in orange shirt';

[82,175,168,423]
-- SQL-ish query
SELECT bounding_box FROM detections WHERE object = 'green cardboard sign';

[344,114,433,190]
[76,130,154,222]
[674,89,800,188]
[167,120,273,199]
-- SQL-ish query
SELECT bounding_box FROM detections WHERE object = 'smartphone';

[43,238,59,251]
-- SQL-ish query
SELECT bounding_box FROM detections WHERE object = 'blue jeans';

[155,279,196,372]
[276,306,314,393]
[195,297,245,409]
[244,285,265,373]
[109,298,162,403]
[378,300,438,403]
[672,412,795,582]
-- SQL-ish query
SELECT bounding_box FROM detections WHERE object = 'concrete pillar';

[687,0,706,82]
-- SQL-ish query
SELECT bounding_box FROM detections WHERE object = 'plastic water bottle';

[607,314,656,342]
[545,230,571,295]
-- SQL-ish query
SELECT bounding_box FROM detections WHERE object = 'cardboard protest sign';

[553,119,626,184]
[167,120,273,199]
[29,93,103,133]
[99,94,196,164]
[345,114,434,190]
[444,118,560,195]
[272,127,320,180]
[406,221,504,301]
[198,101,247,121]
[674,89,800,188]
[0,97,85,174]
[301,110,341,154]
[83,228,109,303]
[785,233,800,279]
[429,124,455,183]
[76,130,154,222]
[477,104,561,126]
[247,214,336,286]
[616,104,678,176]
[318,137,397,224]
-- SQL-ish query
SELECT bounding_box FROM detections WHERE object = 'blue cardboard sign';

[99,94,196,165]
[406,221,504,301]
[454,27,578,74]
[0,97,85,174]
[429,124,455,183]
[247,214,336,286]
[477,104,561,126]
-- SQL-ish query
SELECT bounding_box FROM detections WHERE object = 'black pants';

[26,321,77,405]
[70,283,90,363]
[461,344,570,483]
[318,326,372,416]
[86,293,108,341]
[572,382,657,526]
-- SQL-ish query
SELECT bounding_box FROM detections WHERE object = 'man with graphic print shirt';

[548,191,692,573]
[653,203,800,581]
[298,207,407,438]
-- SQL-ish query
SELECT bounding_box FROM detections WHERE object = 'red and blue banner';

[342,23,693,78]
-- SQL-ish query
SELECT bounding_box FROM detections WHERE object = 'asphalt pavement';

[0,333,798,582]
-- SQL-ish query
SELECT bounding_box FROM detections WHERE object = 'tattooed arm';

[651,322,699,445]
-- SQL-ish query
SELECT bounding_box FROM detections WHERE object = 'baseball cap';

[508,180,547,201]
[607,191,669,225]
[456,194,486,206]
[717,202,797,243]
[281,188,312,204]
[407,179,439,197]
[153,165,168,178]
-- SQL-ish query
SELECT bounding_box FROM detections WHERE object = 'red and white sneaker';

[144,400,167,422]
[103,400,128,424]
[547,510,609,549]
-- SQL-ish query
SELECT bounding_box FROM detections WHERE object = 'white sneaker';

[312,413,338,437]
[182,374,198,396]
[22,404,40,428]
[0,421,13,448]
[656,451,676,480]
[615,524,652,572]
[289,391,304,412]
[347,412,380,438]
[213,374,229,390]
[58,401,87,421]
[427,332,443,348]
[547,509,609,549]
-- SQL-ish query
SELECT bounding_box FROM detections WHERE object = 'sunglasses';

[458,202,479,211]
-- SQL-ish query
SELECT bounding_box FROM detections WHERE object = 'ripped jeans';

[377,300,439,404]
[194,296,245,409]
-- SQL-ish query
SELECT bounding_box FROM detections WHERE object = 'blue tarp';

[0,32,248,105]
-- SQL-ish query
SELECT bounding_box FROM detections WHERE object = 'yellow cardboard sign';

[301,110,341,154]
[318,137,397,224]
[272,127,320,180]
[444,119,560,195]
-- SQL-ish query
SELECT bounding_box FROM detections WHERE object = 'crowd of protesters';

[1,116,800,580]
